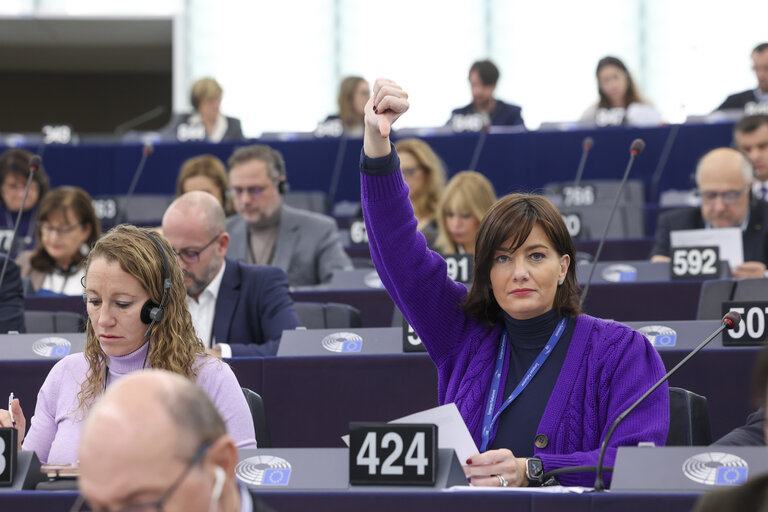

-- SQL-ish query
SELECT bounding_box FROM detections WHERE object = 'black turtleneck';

[489,309,575,457]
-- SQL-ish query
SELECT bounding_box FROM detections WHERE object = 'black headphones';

[140,231,171,331]
[271,148,290,195]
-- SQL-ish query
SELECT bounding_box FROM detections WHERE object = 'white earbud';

[208,466,226,512]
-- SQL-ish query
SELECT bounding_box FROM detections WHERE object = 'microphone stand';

[593,315,738,490]
[0,160,38,289]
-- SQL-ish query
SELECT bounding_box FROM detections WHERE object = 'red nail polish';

[466,459,472,465]
[373,105,379,114]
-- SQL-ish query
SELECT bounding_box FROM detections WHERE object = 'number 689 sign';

[349,423,437,486]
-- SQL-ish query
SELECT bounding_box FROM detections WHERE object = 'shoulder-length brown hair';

[176,154,235,216]
[30,186,101,273]
[596,56,644,108]
[462,193,581,324]
[395,138,446,222]
[77,225,205,412]
[435,171,496,254]
[338,76,366,129]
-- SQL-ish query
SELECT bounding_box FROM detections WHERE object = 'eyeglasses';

[41,223,82,236]
[229,184,270,197]
[401,166,422,179]
[173,233,222,264]
[70,442,212,512]
[696,186,749,205]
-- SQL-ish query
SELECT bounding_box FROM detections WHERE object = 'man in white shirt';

[734,114,768,200]
[162,191,300,357]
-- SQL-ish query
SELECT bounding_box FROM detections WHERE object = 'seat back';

[293,302,362,329]
[666,387,712,446]
[24,310,84,333]
[242,387,271,448]
[733,278,768,301]
[696,279,736,320]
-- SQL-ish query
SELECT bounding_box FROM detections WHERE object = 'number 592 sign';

[671,246,720,280]
[349,423,437,486]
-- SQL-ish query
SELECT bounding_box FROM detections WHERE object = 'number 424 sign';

[349,423,437,486]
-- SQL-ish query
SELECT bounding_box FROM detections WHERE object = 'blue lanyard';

[480,317,567,452]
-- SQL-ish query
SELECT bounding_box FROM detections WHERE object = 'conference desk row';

[8,122,734,205]
[0,489,702,512]
[0,345,758,448]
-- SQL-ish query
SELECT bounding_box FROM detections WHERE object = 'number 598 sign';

[349,423,437,485]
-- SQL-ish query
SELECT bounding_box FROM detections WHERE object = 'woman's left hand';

[463,449,528,487]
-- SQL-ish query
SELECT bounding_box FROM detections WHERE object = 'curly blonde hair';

[77,225,205,412]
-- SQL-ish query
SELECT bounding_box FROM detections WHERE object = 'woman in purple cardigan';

[0,225,256,464]
[362,79,668,488]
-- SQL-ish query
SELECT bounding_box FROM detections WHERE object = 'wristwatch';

[525,457,544,486]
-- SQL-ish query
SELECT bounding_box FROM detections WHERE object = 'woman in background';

[580,56,662,127]
[394,138,446,246]
[0,148,50,255]
[322,76,370,137]
[435,171,496,255]
[165,77,244,142]
[176,154,235,216]
[15,186,100,295]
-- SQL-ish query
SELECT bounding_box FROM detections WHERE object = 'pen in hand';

[8,392,15,427]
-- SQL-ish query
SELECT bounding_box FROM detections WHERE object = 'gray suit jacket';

[226,203,352,287]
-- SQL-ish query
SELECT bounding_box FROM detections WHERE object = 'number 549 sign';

[723,302,768,346]
[349,423,437,485]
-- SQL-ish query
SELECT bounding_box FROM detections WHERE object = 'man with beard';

[162,191,300,357]
[449,59,525,128]
[225,144,352,287]
[651,148,768,279]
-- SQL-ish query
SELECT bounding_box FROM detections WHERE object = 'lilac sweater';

[22,341,257,464]
[361,147,669,487]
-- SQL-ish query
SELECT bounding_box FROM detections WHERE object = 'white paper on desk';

[341,403,478,463]
[670,227,743,269]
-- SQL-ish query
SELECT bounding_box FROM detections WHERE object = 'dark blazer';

[651,201,768,263]
[226,204,353,287]
[213,258,300,357]
[713,407,765,446]
[716,89,759,111]
[450,99,525,127]
[161,113,245,142]
[0,254,25,333]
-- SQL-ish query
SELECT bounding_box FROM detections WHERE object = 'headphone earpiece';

[277,179,290,195]
[191,92,200,111]
[140,300,163,325]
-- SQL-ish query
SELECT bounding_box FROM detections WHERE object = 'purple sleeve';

[360,147,477,368]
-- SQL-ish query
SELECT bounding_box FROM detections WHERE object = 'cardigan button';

[534,434,549,449]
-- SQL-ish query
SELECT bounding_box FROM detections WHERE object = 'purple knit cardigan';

[361,148,669,487]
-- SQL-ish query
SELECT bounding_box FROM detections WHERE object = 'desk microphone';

[114,105,167,136]
[114,143,153,226]
[0,155,41,289]
[591,311,742,491]
[573,136,594,187]
[579,139,645,307]
[327,133,348,208]
[467,117,491,172]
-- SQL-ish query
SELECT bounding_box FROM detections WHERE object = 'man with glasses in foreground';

[225,144,352,287]
[74,369,273,512]
[651,147,768,279]
[162,191,300,357]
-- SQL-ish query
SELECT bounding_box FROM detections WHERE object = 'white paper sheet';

[670,227,743,269]
[341,403,479,463]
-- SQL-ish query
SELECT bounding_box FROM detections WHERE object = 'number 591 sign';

[349,423,437,486]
